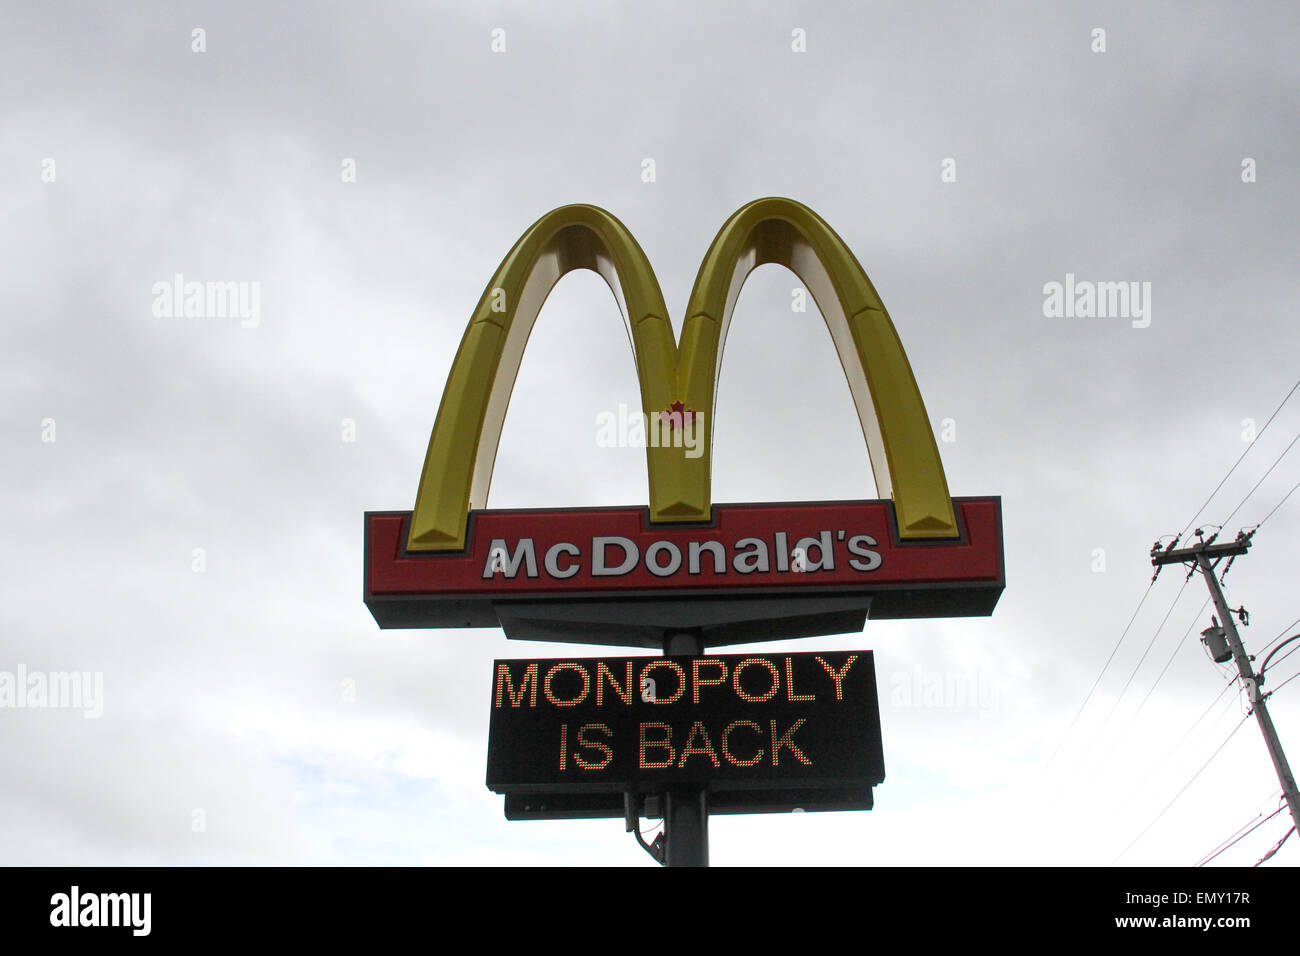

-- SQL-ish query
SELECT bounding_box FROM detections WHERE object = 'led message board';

[486,650,884,817]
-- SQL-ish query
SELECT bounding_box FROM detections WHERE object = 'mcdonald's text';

[482,528,882,580]
[364,498,1003,638]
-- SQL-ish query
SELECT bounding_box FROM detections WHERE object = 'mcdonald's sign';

[365,198,1003,646]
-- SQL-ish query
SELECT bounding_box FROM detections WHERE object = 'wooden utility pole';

[1151,530,1300,837]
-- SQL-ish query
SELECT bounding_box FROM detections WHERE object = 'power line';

[1047,580,1155,766]
[1112,713,1251,865]
[1116,674,1239,811]
[1114,591,1276,812]
[1257,477,1300,529]
[1195,797,1285,867]
[1160,681,1241,774]
[1196,811,1267,867]
[1266,644,1300,678]
[1258,616,1300,657]
[1255,826,1295,867]
[1180,378,1299,537]
[1076,577,1191,768]
[1269,669,1300,697]
[1128,596,1212,727]
[1221,431,1300,528]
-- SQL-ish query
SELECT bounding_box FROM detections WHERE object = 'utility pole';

[1151,529,1300,837]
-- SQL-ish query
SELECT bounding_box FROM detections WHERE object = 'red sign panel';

[365,498,1003,646]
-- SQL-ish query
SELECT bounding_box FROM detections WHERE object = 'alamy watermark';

[0,665,103,718]
[151,273,260,328]
[595,402,705,458]
[889,665,1000,716]
[1042,273,1151,328]
[50,886,150,936]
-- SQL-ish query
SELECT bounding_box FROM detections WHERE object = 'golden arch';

[407,198,957,552]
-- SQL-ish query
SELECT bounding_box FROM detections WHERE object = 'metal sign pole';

[662,629,708,867]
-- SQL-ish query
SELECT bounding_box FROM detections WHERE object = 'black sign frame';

[486,650,885,818]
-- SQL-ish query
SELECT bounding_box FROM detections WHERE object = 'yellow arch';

[406,204,681,551]
[674,197,957,539]
[407,198,957,552]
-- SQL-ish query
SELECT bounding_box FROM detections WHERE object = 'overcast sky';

[3,0,1298,866]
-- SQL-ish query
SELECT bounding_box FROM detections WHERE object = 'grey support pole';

[663,629,708,867]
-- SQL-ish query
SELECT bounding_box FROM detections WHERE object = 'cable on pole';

[1179,378,1299,538]
[1258,616,1300,657]
[1076,577,1191,769]
[1268,669,1300,697]
[1254,825,1295,867]
[1128,596,1212,727]
[1115,675,1239,811]
[1047,580,1156,766]
[1257,477,1300,529]
[1111,714,1251,866]
[1195,799,1285,867]
[1221,432,1300,528]
[634,820,666,865]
